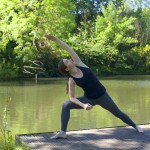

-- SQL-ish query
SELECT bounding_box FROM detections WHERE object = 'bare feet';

[50,131,67,139]
[135,125,144,133]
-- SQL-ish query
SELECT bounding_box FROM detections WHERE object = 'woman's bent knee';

[62,100,73,110]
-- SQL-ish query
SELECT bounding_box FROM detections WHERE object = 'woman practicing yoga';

[45,34,143,139]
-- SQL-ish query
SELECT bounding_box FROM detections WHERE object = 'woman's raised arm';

[45,34,83,65]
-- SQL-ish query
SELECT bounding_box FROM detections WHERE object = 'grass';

[0,134,30,150]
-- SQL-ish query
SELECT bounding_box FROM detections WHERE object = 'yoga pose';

[45,34,143,139]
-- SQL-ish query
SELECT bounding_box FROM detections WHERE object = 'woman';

[45,34,143,139]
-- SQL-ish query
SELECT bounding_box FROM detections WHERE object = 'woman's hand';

[45,34,57,41]
[83,103,93,110]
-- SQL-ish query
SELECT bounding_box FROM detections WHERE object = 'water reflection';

[0,76,150,136]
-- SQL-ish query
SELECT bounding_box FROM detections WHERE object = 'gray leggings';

[61,92,136,132]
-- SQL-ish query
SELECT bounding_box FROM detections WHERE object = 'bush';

[0,63,19,80]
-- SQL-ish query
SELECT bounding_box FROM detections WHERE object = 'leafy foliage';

[0,0,75,79]
[68,2,139,75]
[0,0,150,79]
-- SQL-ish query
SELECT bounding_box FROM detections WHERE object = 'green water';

[0,76,150,136]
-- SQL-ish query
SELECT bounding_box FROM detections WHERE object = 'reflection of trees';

[1,78,150,135]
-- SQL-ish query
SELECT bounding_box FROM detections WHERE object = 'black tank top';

[70,66,106,99]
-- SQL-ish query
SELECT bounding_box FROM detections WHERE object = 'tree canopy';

[0,0,150,79]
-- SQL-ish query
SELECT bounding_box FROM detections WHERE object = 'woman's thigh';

[95,92,121,113]
[63,96,93,110]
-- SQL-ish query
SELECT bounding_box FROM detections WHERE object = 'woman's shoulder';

[74,60,88,67]
[76,66,89,70]
[75,62,89,68]
[68,77,76,84]
[74,60,89,67]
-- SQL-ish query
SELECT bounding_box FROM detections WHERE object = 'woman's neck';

[70,67,83,78]
[70,67,78,75]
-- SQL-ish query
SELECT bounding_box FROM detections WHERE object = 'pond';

[0,75,150,136]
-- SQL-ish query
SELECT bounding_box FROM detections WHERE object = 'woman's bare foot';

[135,125,144,133]
[50,131,67,139]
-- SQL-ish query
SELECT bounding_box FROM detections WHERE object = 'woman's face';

[63,59,75,71]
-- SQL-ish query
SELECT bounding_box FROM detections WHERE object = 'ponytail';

[66,76,69,94]
[58,59,70,94]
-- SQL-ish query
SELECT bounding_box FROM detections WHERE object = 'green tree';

[0,0,75,79]
[138,8,150,45]
[68,1,138,75]
[71,0,109,30]
[123,1,150,73]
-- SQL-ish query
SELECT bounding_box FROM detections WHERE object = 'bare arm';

[68,78,93,110]
[45,34,87,67]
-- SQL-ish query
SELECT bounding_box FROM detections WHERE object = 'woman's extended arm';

[68,78,92,110]
[45,34,86,66]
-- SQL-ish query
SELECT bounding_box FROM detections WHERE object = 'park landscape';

[0,0,150,149]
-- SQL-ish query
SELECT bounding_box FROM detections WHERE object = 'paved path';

[16,124,150,150]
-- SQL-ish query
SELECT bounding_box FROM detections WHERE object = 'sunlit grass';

[0,132,30,150]
[0,131,15,150]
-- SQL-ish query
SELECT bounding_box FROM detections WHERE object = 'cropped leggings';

[61,92,136,132]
